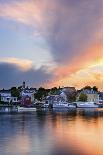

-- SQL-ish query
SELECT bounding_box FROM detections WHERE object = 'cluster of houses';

[0,82,36,106]
[0,83,103,106]
[46,87,103,104]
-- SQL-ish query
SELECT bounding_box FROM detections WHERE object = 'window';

[14,98,16,101]
[7,98,10,101]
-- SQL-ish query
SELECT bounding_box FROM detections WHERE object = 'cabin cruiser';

[53,101,76,109]
[42,103,49,108]
[75,102,99,108]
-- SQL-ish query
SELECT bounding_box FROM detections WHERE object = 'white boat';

[76,102,99,108]
[53,101,76,109]
[42,103,49,108]
[17,107,36,112]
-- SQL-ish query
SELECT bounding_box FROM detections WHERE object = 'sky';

[0,0,103,90]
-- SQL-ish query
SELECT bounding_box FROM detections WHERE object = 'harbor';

[0,108,103,155]
[1,1,103,154]
[0,83,103,113]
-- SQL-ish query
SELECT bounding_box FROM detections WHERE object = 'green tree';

[34,87,47,101]
[69,93,76,102]
[18,86,22,91]
[83,86,91,90]
[79,93,87,102]
[67,92,76,102]
[11,87,20,99]
[50,87,58,95]
[93,86,98,92]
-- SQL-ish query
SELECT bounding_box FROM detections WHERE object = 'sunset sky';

[0,0,103,90]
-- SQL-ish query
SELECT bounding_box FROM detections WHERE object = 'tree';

[66,92,76,102]
[50,87,58,95]
[83,86,91,90]
[69,93,76,102]
[93,86,98,92]
[18,86,22,91]
[11,87,20,99]
[34,87,47,101]
[0,94,1,104]
[78,93,87,102]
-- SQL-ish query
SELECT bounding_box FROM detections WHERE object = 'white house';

[21,89,36,103]
[0,90,18,103]
[77,89,99,103]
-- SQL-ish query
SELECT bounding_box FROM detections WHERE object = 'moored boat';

[53,101,76,109]
[75,102,99,108]
[41,103,49,108]
[17,107,36,112]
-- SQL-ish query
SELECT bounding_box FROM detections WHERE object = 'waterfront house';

[77,89,99,103]
[99,92,103,103]
[0,90,18,104]
[61,87,76,102]
[46,94,66,105]
[46,87,76,104]
[21,88,36,105]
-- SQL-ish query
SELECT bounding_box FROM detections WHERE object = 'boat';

[41,103,49,108]
[17,107,36,112]
[53,101,76,109]
[75,102,99,108]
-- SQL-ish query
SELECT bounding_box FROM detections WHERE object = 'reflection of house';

[0,90,18,103]
[77,89,99,103]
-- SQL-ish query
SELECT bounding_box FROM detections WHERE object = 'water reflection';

[0,109,103,155]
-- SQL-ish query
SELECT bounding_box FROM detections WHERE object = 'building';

[61,87,76,102]
[22,81,26,90]
[77,89,99,103]
[21,88,36,105]
[46,94,66,105]
[0,90,18,103]
[99,92,103,103]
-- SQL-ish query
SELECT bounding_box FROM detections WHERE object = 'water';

[0,109,103,155]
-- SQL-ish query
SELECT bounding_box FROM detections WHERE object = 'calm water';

[0,109,103,155]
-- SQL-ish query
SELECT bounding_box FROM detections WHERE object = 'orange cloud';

[1,1,103,89]
[0,1,42,26]
[46,43,103,89]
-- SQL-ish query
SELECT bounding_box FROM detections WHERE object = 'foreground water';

[1,109,103,155]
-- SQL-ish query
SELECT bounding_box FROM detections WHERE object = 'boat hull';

[53,102,76,109]
[18,107,36,112]
[76,102,99,108]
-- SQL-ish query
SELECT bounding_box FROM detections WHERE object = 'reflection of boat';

[53,101,76,109]
[0,106,18,113]
[75,102,99,108]
[17,107,36,112]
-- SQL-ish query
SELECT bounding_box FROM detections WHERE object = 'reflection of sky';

[0,113,54,155]
[1,110,103,155]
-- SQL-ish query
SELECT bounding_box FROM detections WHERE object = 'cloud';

[0,62,53,88]
[0,1,39,26]
[0,57,33,71]
[1,0,103,88]
[1,0,103,64]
